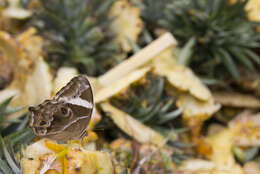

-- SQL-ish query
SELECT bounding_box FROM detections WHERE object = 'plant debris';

[1,0,260,174]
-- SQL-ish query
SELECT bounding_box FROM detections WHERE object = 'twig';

[132,138,169,174]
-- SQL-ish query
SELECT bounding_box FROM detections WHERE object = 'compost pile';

[1,0,260,174]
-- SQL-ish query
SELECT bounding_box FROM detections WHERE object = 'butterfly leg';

[80,129,88,138]
[79,130,88,146]
[80,130,98,147]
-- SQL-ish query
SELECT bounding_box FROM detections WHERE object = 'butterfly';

[28,75,94,141]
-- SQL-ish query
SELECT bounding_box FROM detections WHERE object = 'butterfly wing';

[52,75,94,140]
[54,75,93,105]
[29,75,94,141]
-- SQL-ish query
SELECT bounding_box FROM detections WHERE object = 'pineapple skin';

[21,139,114,174]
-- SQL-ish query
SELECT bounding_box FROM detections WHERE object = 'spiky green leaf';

[0,136,21,174]
[141,0,260,79]
[34,0,120,76]
[110,74,182,126]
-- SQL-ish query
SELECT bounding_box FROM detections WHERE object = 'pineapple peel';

[109,0,143,52]
[95,67,151,103]
[177,94,221,122]
[100,102,165,146]
[180,128,244,174]
[3,0,32,19]
[205,129,244,174]
[98,32,177,87]
[45,140,66,153]
[0,28,51,106]
[167,65,211,101]
[21,139,114,174]
[213,91,260,108]
[153,52,212,101]
[229,112,260,146]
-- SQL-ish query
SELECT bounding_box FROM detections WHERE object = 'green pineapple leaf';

[34,0,120,76]
[137,0,173,31]
[0,97,14,116]
[0,136,21,174]
[0,97,24,131]
[108,74,191,157]
[108,73,190,150]
[168,0,260,79]
[0,96,34,173]
[142,0,260,79]
[233,146,259,164]
[110,74,182,126]
[0,127,34,174]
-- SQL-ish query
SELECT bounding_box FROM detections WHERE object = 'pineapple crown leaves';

[232,146,259,164]
[136,0,173,30]
[160,0,260,79]
[0,135,21,174]
[35,0,119,76]
[0,97,24,131]
[0,97,34,174]
[105,73,191,153]
[138,0,186,31]
[109,74,191,152]
[0,128,34,174]
[110,74,182,126]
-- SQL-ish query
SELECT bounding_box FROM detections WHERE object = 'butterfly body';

[29,75,94,141]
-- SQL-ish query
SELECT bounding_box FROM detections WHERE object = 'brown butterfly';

[28,75,94,141]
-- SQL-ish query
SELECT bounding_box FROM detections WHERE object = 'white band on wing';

[60,97,93,108]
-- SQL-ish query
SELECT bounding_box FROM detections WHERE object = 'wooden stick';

[98,32,177,87]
